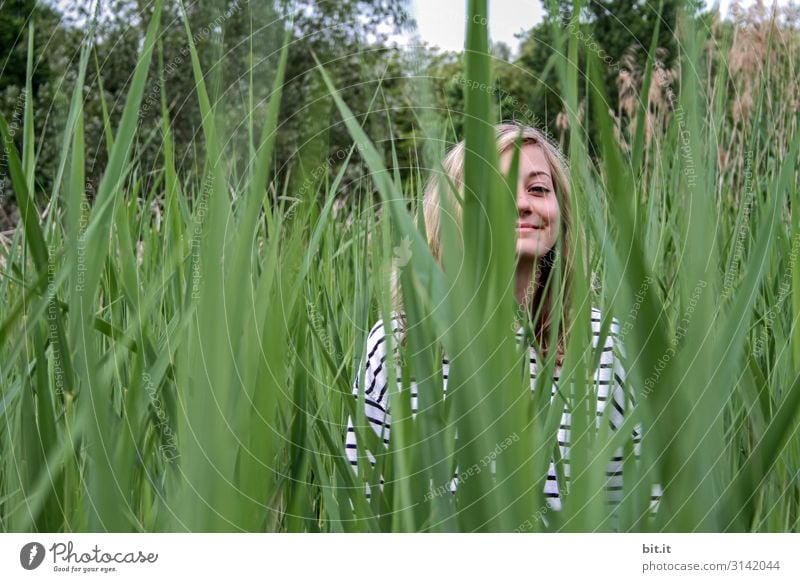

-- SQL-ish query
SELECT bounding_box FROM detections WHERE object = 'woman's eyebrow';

[526,170,551,179]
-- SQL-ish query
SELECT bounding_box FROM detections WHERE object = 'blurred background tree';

[0,0,764,230]
[1,0,414,226]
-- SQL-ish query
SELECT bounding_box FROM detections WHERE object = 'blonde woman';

[345,122,656,521]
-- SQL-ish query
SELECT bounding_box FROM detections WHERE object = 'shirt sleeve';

[345,318,399,496]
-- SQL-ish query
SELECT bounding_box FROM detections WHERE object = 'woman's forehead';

[500,143,552,178]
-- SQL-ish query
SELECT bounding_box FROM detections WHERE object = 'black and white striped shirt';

[345,307,659,513]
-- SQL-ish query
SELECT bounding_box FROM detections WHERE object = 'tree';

[0,0,78,229]
[1,0,415,228]
[274,0,413,213]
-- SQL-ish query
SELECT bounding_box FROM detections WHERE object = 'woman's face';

[499,143,560,261]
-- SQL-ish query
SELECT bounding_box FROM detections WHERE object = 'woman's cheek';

[547,198,561,221]
[548,201,561,239]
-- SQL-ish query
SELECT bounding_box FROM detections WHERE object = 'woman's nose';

[517,187,533,213]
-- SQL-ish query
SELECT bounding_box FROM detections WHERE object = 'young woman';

[345,122,653,518]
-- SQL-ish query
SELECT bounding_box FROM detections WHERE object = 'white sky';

[408,0,544,53]
[409,0,794,56]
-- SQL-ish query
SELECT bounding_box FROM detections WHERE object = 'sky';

[409,0,795,56]
[408,0,545,54]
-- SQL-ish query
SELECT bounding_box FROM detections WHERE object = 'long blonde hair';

[391,122,574,365]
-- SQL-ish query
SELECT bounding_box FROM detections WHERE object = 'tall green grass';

[0,0,799,532]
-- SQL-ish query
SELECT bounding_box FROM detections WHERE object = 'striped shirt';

[345,307,659,515]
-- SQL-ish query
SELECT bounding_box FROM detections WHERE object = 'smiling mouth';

[516,225,543,231]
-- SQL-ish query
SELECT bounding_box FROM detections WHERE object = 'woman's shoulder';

[363,311,406,361]
[366,311,405,341]
[590,306,623,350]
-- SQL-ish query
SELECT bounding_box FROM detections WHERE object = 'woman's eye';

[528,186,549,195]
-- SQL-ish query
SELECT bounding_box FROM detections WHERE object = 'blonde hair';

[391,121,575,365]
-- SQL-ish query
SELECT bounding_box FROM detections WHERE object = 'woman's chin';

[516,242,546,261]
